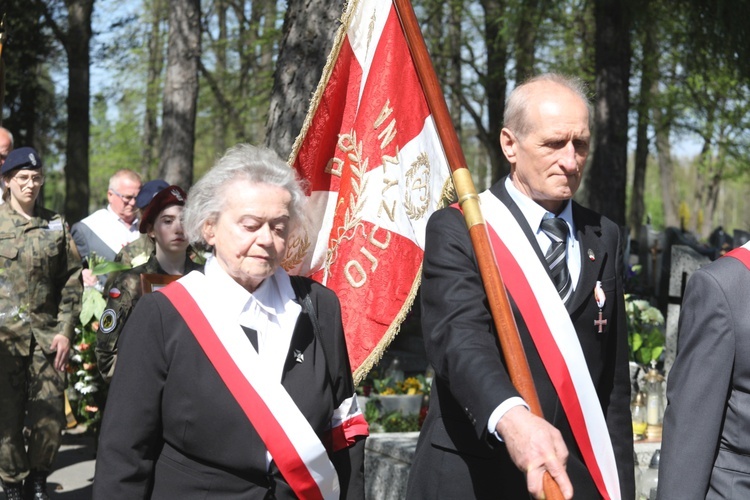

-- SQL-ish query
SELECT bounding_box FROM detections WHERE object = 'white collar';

[106,204,140,230]
[504,176,575,237]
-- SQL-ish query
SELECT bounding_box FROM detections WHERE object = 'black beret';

[1,147,42,175]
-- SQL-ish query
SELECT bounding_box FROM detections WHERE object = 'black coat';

[407,180,634,499]
[93,275,365,499]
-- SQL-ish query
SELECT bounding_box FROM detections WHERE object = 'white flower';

[131,253,150,267]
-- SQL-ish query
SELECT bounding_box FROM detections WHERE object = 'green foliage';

[625,294,665,366]
[364,400,422,433]
[69,253,132,432]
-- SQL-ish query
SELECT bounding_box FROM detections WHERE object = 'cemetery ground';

[47,426,95,499]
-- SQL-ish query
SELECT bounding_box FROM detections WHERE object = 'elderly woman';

[95,185,202,382]
[94,144,368,499]
[0,147,82,500]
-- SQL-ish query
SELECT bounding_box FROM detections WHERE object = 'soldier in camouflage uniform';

[96,185,202,382]
[0,148,83,500]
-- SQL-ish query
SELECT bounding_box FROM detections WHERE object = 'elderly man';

[71,169,142,286]
[407,74,634,500]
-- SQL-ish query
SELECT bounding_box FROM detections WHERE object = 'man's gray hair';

[503,73,592,139]
[108,169,142,190]
[183,144,308,250]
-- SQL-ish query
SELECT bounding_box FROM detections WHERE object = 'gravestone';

[634,223,665,297]
[663,245,711,377]
[734,229,750,249]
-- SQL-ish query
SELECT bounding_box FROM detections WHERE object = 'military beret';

[1,147,42,175]
[135,179,170,209]
[139,185,187,233]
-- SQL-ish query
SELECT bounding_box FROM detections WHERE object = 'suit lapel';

[568,203,604,314]
[492,180,606,315]
[492,180,549,270]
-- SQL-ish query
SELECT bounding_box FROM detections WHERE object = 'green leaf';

[631,333,643,352]
[79,287,108,325]
[91,261,132,276]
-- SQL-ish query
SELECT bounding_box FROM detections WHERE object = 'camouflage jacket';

[115,233,155,268]
[96,252,203,381]
[0,202,83,356]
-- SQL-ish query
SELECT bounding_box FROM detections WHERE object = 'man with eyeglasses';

[71,169,142,287]
[0,127,14,206]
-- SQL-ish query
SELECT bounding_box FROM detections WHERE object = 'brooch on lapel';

[594,280,607,333]
[293,350,304,364]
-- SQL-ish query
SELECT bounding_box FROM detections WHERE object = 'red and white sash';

[159,271,340,500]
[726,241,750,269]
[478,191,621,500]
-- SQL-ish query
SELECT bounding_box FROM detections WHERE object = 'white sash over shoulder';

[479,191,620,500]
[160,271,340,500]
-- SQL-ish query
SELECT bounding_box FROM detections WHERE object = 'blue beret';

[1,147,42,175]
[135,179,170,209]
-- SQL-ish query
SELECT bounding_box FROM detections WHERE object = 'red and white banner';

[287,0,452,382]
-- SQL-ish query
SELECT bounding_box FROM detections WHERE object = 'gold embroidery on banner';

[403,152,431,220]
[326,157,343,177]
[343,226,391,288]
[323,132,368,281]
[281,230,311,271]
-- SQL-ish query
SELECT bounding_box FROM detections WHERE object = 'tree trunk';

[142,0,166,180]
[449,0,462,134]
[480,0,509,183]
[213,0,228,155]
[265,0,342,160]
[158,0,201,187]
[653,91,678,228]
[628,14,657,235]
[587,0,631,225]
[63,0,93,224]
[514,0,542,84]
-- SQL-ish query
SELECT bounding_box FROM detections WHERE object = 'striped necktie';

[541,216,573,304]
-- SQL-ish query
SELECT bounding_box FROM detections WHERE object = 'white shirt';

[203,256,301,469]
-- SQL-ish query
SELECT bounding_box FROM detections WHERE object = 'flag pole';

[392,1,564,498]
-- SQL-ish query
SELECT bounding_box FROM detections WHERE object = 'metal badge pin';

[588,248,595,261]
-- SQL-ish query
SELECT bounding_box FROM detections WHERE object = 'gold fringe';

[287,0,359,167]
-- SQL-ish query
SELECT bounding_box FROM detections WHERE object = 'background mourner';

[0,147,83,500]
[93,144,368,498]
[113,179,170,269]
[70,170,142,288]
[95,184,201,383]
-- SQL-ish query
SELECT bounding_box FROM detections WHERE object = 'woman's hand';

[50,334,71,371]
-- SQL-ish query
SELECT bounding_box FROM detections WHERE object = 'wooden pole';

[392,1,564,499]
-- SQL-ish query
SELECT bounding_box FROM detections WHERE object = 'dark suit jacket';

[407,180,634,499]
[93,276,365,499]
[71,219,118,263]
[658,252,750,500]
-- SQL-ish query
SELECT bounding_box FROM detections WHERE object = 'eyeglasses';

[12,173,45,186]
[110,187,137,204]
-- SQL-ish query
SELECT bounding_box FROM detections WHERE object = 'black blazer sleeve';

[421,206,520,440]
